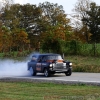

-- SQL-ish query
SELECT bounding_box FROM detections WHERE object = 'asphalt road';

[29,72,100,83]
[0,72,100,84]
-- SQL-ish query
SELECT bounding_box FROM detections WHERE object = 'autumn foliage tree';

[11,29,30,51]
[0,2,73,55]
[41,25,65,53]
[38,2,72,53]
[0,25,11,53]
[1,3,42,49]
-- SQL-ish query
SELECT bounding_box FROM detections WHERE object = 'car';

[27,53,72,77]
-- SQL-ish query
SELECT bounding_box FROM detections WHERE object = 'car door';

[36,56,42,72]
[41,56,48,71]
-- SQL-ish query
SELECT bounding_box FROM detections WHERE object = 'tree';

[1,3,42,49]
[40,25,60,52]
[1,3,41,33]
[0,0,13,11]
[38,2,70,26]
[72,21,91,43]
[0,2,72,53]
[0,25,12,53]
[0,22,3,52]
[74,0,91,18]
[1,4,20,30]
[41,24,72,53]
[38,2,72,53]
[73,0,92,43]
[10,28,30,52]
[82,2,100,56]
[82,3,100,43]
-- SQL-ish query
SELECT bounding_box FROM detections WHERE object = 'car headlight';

[69,63,72,66]
[49,64,52,67]
[63,63,66,66]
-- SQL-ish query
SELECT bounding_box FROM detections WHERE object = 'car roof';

[32,53,60,56]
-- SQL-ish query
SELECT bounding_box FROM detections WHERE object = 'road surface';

[0,72,100,85]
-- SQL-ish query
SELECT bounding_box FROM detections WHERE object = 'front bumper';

[49,62,72,71]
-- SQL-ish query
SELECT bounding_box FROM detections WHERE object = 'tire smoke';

[0,59,31,77]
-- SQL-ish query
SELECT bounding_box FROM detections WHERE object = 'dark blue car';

[27,53,72,77]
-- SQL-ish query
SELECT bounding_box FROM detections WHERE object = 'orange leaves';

[41,24,66,43]
[0,27,30,52]
[72,25,92,43]
[0,26,12,52]
[17,30,28,42]
[12,29,30,47]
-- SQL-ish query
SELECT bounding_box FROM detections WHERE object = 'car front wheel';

[29,67,36,76]
[65,68,72,76]
[44,68,50,77]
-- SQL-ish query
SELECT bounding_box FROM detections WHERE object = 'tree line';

[0,0,100,56]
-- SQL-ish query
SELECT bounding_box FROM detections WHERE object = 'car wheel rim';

[44,70,48,77]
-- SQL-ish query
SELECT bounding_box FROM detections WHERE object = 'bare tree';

[73,0,92,18]
[73,0,92,43]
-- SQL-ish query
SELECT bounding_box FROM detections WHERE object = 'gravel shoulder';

[0,76,100,86]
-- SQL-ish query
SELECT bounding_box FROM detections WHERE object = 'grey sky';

[14,0,100,15]
[13,0,78,14]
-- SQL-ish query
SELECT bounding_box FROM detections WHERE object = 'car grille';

[53,63,66,69]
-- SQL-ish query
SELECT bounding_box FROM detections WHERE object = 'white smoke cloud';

[0,59,31,77]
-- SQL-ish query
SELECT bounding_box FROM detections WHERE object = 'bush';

[64,41,100,56]
[65,40,82,55]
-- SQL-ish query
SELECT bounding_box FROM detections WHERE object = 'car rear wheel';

[44,68,50,77]
[65,68,72,76]
[30,67,36,76]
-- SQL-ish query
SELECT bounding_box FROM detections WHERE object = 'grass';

[0,82,100,100]
[66,55,100,73]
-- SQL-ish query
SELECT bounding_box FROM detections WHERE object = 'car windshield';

[47,55,62,60]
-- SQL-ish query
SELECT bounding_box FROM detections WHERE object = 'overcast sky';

[0,0,100,14]
[13,0,100,15]
[14,0,77,14]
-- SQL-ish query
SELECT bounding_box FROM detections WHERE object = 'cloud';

[14,0,28,4]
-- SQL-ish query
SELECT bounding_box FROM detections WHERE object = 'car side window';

[42,56,47,62]
[38,56,42,62]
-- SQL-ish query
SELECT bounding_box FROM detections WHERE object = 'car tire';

[65,68,72,76]
[44,68,50,77]
[30,67,36,76]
